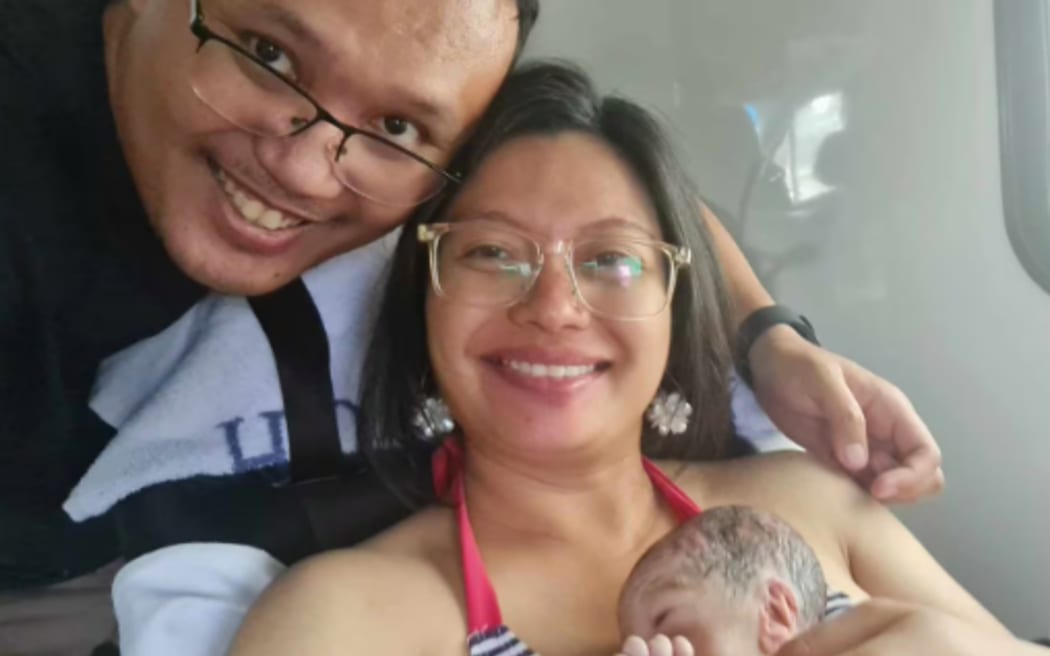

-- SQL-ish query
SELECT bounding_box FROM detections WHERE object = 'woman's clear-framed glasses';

[418,220,692,320]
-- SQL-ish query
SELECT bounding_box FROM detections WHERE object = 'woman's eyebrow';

[581,217,658,239]
[456,211,524,229]
[454,213,660,242]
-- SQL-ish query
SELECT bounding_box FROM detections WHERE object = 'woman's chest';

[485,551,639,656]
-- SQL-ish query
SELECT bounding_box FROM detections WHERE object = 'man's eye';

[383,117,409,135]
[245,34,296,78]
[376,116,424,149]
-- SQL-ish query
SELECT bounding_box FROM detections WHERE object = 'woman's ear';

[756,578,800,655]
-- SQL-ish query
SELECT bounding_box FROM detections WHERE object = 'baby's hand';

[615,634,694,656]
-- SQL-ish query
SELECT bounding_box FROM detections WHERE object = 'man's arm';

[703,203,943,503]
[700,202,773,327]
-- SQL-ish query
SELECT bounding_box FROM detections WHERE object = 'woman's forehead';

[446,212,660,243]
[449,133,662,238]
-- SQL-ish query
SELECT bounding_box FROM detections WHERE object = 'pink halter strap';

[433,440,503,631]
[432,439,702,633]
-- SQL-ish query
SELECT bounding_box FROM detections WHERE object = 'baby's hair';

[627,506,828,628]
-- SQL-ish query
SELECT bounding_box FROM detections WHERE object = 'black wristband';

[736,305,820,387]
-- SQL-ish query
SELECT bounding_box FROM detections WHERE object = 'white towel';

[730,373,801,453]
[113,543,285,656]
[63,233,396,522]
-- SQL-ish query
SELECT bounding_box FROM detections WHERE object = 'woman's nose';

[509,255,590,331]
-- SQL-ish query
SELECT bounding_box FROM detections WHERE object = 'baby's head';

[618,506,827,656]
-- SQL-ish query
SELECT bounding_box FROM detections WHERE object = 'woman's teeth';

[503,360,597,379]
[215,168,306,231]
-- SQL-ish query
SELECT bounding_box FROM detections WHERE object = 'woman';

[231,62,1035,655]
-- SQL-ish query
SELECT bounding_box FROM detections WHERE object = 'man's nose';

[253,121,348,203]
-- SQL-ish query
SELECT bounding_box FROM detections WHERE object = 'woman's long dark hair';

[358,61,736,507]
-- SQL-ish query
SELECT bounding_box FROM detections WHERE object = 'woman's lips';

[501,358,599,380]
[482,353,611,399]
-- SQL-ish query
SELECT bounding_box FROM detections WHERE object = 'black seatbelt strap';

[249,279,423,549]
[248,279,342,484]
[250,279,359,549]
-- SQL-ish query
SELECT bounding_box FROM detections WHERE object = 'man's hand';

[748,326,944,503]
[616,635,694,656]
[776,599,1037,656]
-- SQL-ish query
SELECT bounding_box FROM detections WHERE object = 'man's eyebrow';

[246,7,456,134]
[255,2,325,53]
[386,84,457,134]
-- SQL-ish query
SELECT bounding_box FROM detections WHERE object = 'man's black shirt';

[0,0,205,588]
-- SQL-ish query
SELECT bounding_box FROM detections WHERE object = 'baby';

[616,506,829,656]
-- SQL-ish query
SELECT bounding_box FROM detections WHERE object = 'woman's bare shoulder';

[361,504,458,558]
[318,506,463,607]
[668,450,870,515]
[272,537,458,619]
[231,507,465,655]
[662,452,875,599]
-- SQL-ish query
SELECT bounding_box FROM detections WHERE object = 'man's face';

[104,0,518,295]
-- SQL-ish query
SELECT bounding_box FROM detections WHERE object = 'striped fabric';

[824,589,854,619]
[468,626,535,656]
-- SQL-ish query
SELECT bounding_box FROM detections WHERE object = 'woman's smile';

[480,346,614,403]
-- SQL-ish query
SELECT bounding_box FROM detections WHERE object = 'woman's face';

[425,133,673,456]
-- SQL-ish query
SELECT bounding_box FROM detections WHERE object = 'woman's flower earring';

[646,390,692,436]
[412,396,455,440]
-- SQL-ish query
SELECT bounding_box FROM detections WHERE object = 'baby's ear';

[757,578,800,655]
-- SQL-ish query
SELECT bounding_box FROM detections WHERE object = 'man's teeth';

[503,360,597,379]
[215,168,305,231]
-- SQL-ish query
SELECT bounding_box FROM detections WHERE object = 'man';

[0,0,941,652]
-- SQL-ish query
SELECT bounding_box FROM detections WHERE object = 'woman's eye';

[465,245,509,260]
[376,116,424,149]
[597,252,634,267]
[460,245,533,277]
[583,253,644,278]
[246,34,296,78]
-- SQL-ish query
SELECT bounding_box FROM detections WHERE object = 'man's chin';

[198,271,300,297]
[167,243,307,296]
[190,267,301,297]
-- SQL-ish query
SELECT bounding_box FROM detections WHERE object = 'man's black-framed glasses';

[187,0,460,207]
